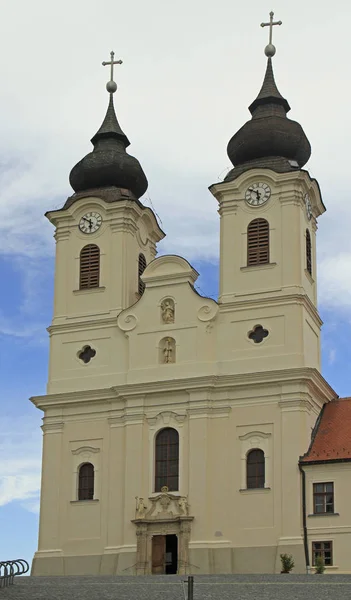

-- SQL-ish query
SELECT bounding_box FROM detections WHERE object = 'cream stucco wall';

[31,169,340,576]
[303,462,351,574]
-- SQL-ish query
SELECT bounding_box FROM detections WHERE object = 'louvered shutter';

[138,253,147,295]
[247,219,269,266]
[79,244,100,289]
[306,230,312,275]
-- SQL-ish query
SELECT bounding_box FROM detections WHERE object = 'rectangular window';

[312,541,333,566]
[313,482,334,514]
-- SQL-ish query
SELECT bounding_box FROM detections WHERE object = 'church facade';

[30,28,351,576]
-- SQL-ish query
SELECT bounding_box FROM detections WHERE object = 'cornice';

[46,196,165,241]
[48,315,117,334]
[41,421,64,433]
[30,368,337,411]
[219,292,322,327]
[31,387,119,410]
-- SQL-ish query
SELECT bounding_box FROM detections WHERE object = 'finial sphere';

[106,80,117,93]
[265,43,276,57]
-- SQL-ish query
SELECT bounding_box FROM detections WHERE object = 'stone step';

[2,574,351,600]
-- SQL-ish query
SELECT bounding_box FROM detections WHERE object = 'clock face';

[79,212,102,234]
[304,194,312,220]
[245,182,271,206]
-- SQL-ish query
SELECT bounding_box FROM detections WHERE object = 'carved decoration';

[161,298,175,324]
[133,488,193,575]
[134,489,190,522]
[135,497,147,519]
[197,302,219,322]
[159,337,176,364]
[72,446,100,456]
[146,411,186,426]
[117,312,138,332]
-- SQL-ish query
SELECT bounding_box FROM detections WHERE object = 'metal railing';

[0,559,29,588]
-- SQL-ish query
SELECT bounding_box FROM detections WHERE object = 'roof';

[300,398,351,463]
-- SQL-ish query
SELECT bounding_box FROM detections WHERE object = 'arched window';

[78,462,94,500]
[247,219,269,266]
[138,253,147,296]
[80,244,100,289]
[306,229,312,276]
[155,428,179,492]
[246,449,265,489]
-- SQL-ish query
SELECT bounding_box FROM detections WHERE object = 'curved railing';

[0,559,29,588]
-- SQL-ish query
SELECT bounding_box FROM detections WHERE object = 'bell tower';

[45,53,164,394]
[210,15,324,372]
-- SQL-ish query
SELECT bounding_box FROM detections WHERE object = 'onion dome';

[69,58,148,199]
[225,56,311,183]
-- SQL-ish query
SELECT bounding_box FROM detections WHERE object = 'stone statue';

[161,299,175,324]
[178,497,189,515]
[163,338,175,363]
[136,497,146,519]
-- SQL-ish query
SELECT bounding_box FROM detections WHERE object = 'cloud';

[0,0,350,314]
[0,417,42,512]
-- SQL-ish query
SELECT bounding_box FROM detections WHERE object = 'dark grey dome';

[225,58,311,182]
[69,94,148,198]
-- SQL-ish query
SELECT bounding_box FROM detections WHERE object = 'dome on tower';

[224,57,311,182]
[69,91,148,199]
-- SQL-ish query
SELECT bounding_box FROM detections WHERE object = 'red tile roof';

[301,398,351,463]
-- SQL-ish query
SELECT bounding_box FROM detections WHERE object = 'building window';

[138,253,147,296]
[155,428,179,492]
[80,244,100,289]
[312,541,333,566]
[247,218,269,266]
[313,482,334,514]
[246,449,265,489]
[78,462,94,500]
[306,229,312,276]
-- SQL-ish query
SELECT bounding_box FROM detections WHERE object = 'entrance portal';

[152,534,178,574]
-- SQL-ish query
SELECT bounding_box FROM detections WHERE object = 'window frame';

[246,448,265,489]
[312,541,333,566]
[247,218,270,267]
[79,244,100,289]
[155,427,179,493]
[313,482,334,514]
[78,462,95,501]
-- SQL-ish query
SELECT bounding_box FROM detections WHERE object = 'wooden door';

[152,535,166,574]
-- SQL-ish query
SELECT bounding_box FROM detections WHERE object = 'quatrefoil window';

[248,325,269,344]
[78,345,96,364]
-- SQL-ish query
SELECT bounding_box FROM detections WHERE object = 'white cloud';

[0,417,42,512]
[0,0,349,310]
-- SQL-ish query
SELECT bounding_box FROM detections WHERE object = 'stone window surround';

[238,430,272,490]
[147,413,186,497]
[71,445,101,501]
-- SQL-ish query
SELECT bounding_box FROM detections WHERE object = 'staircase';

[2,573,351,600]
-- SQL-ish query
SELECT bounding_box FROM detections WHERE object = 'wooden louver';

[306,229,312,276]
[247,218,269,266]
[138,253,147,295]
[79,244,100,289]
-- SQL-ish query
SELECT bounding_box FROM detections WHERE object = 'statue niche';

[159,337,176,364]
[161,298,175,324]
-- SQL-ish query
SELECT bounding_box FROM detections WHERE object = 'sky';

[1,0,351,568]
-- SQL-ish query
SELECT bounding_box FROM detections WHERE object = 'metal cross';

[261,11,282,45]
[102,51,123,82]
